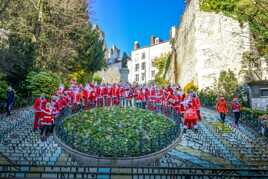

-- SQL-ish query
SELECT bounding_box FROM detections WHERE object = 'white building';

[128,27,176,84]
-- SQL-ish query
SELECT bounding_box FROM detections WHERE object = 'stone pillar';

[120,68,129,83]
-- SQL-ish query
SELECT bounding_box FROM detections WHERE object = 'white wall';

[172,0,251,89]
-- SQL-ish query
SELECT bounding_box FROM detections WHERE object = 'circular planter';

[54,107,182,166]
[54,131,181,166]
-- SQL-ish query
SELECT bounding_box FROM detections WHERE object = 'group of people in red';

[33,80,203,140]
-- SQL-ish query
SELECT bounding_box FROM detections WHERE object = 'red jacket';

[192,97,201,110]
[184,107,198,121]
[33,98,41,112]
[216,99,228,114]
[41,108,53,126]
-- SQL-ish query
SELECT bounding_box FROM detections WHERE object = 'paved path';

[160,108,268,168]
[0,107,268,172]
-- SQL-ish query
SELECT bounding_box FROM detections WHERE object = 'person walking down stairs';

[231,96,241,128]
[6,86,15,116]
[216,96,228,123]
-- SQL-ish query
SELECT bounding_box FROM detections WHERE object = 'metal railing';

[1,164,268,179]
[240,110,268,137]
[55,98,181,158]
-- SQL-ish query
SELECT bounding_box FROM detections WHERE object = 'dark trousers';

[220,113,226,123]
[234,112,240,125]
[6,103,13,116]
[40,125,51,137]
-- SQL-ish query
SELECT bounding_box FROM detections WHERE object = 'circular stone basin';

[60,107,178,158]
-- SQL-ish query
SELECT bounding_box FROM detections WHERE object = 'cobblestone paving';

[160,108,268,169]
[1,107,268,173]
[0,109,77,178]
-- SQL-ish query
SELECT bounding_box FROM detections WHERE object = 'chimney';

[170,26,176,39]
[150,35,156,46]
[134,41,140,50]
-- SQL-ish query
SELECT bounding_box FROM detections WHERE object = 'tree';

[76,26,106,78]
[0,72,8,100]
[26,71,60,98]
[0,0,91,75]
[240,51,263,82]
[0,33,36,87]
[217,69,239,100]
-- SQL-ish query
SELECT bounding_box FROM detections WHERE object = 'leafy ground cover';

[63,107,176,157]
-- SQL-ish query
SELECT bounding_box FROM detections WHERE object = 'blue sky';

[90,0,185,55]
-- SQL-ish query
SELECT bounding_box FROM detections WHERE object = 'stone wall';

[169,0,251,89]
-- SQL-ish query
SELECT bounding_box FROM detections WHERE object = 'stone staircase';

[1,108,268,178]
[0,109,78,178]
[202,108,268,169]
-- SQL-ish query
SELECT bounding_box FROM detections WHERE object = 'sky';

[90,0,185,55]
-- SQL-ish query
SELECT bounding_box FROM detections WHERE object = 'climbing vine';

[153,53,172,86]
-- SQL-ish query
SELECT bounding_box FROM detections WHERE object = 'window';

[135,74,139,82]
[151,70,155,77]
[142,52,146,59]
[135,64,139,72]
[142,73,145,81]
[260,89,268,97]
[142,62,146,70]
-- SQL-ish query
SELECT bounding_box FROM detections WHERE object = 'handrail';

[0,164,268,178]
[0,164,268,170]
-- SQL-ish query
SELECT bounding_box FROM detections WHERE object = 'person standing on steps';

[231,96,241,127]
[33,94,47,131]
[40,102,54,141]
[216,96,228,123]
[6,86,15,116]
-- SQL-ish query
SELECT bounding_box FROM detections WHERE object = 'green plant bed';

[62,107,177,158]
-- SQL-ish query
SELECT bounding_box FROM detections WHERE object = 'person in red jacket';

[33,94,47,131]
[40,103,54,141]
[216,96,228,123]
[192,93,202,121]
[231,96,241,127]
[183,102,198,133]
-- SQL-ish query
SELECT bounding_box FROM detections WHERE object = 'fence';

[1,165,268,179]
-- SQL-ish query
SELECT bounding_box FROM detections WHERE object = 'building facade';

[128,28,175,84]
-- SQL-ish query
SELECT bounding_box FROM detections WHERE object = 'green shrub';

[63,107,175,157]
[241,107,267,119]
[0,78,8,101]
[26,71,60,98]
[198,87,217,107]
[155,76,169,87]
[184,81,198,94]
[92,75,102,85]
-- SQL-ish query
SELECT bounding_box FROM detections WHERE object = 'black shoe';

[183,129,186,134]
